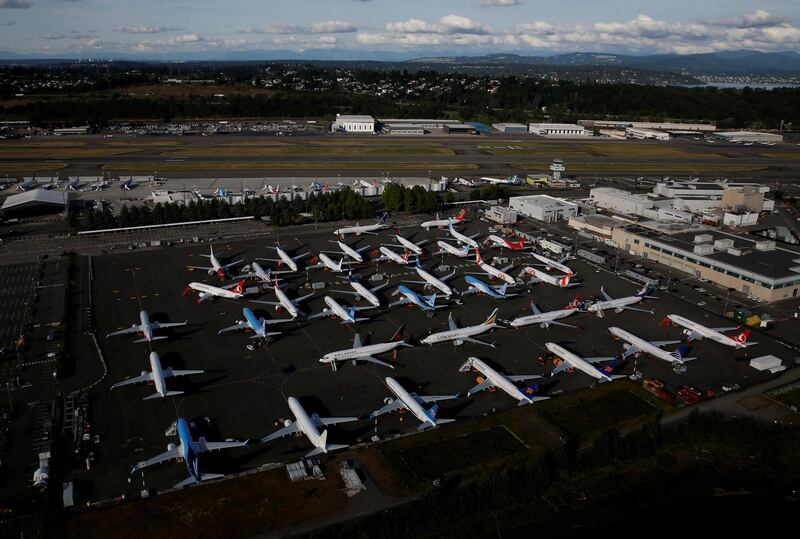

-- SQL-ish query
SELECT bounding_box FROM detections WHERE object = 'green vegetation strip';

[0,163,67,172]
[539,390,657,437]
[161,147,454,157]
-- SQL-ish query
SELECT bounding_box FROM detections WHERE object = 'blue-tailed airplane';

[218,307,293,339]
[460,276,517,300]
[388,285,445,313]
[130,417,247,488]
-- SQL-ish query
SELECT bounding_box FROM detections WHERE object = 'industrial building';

[1,189,69,216]
[626,127,671,141]
[492,123,528,134]
[567,214,620,241]
[713,131,783,143]
[509,195,579,223]
[590,187,664,216]
[528,123,587,137]
[484,206,517,225]
[580,120,717,132]
[331,115,375,133]
[377,118,473,135]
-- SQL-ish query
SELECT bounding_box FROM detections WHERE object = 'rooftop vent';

[694,244,714,255]
[754,240,775,251]
[693,234,713,244]
[714,238,735,250]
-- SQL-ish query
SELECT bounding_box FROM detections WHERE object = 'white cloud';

[42,34,66,40]
[310,20,356,33]
[705,10,785,29]
[240,25,303,34]
[480,0,521,6]
[115,26,182,34]
[386,14,490,35]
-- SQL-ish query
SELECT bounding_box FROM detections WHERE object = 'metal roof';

[1,189,68,211]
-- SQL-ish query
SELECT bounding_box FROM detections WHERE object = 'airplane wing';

[548,320,577,329]
[458,337,495,348]
[467,379,495,396]
[712,326,740,332]
[440,270,457,282]
[250,299,281,306]
[218,321,249,334]
[131,446,181,473]
[295,292,315,303]
[193,439,247,453]
[106,325,142,338]
[187,265,214,272]
[621,344,640,359]
[500,264,514,273]
[167,369,206,378]
[369,399,404,418]
[152,321,188,330]
[600,289,613,301]
[551,361,572,375]
[314,415,359,427]
[222,259,245,269]
[260,421,301,443]
[650,340,681,347]
[583,356,617,364]
[110,373,152,389]
[357,355,395,369]
[304,262,326,271]
[388,298,410,308]
[370,281,390,292]
[622,307,654,314]
[414,393,460,404]
[506,374,542,382]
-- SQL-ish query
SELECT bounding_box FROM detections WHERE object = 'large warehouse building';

[331,114,375,133]
[713,131,783,143]
[528,123,587,137]
[509,195,579,222]
[1,189,69,217]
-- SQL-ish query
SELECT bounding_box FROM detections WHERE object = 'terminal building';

[492,123,528,134]
[713,131,783,143]
[509,195,579,223]
[331,114,375,133]
[377,118,475,135]
[528,123,587,137]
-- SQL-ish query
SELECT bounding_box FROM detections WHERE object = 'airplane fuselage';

[666,314,743,348]
[396,285,434,311]
[479,261,516,285]
[396,235,423,255]
[274,287,299,318]
[436,240,471,257]
[288,397,326,453]
[275,247,298,272]
[337,241,364,262]
[349,281,380,307]
[243,307,266,337]
[608,326,678,364]
[177,418,201,483]
[379,246,410,265]
[189,282,241,300]
[149,351,169,397]
[546,342,612,382]
[385,377,435,428]
[467,357,532,404]
[415,266,453,296]
[324,296,355,323]
[532,253,572,274]
[588,296,642,314]
[318,252,344,272]
[421,322,492,345]
[321,341,404,364]
[464,276,506,299]
[139,310,154,341]
[509,307,575,328]
[523,267,571,288]
[449,224,480,249]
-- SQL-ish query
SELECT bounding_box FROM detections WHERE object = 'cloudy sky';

[0,0,798,58]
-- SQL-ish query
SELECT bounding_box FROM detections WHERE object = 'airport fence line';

[73,256,107,395]
[76,216,255,236]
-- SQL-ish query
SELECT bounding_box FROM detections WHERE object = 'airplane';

[306,252,348,273]
[88,178,109,191]
[545,342,624,383]
[256,244,310,273]
[384,229,428,255]
[404,259,456,297]
[461,276,516,300]
[480,174,521,185]
[508,297,581,328]
[66,177,81,191]
[369,377,458,430]
[119,177,135,190]
[333,213,390,237]
[459,357,548,406]
[218,307,293,339]
[260,396,358,457]
[389,285,445,313]
[467,250,516,286]
[235,261,278,283]
[586,285,657,318]
[41,179,59,190]
[307,296,369,324]
[420,209,467,230]
[17,178,39,191]
[110,351,205,399]
[373,246,414,266]
[531,253,573,275]
[130,417,247,488]
[453,178,477,187]
[432,241,472,258]
[520,266,576,288]
[320,326,411,371]
[251,283,314,319]
[664,314,756,349]
[187,245,244,281]
[483,235,527,251]
[105,310,187,342]
[421,309,499,348]
[184,280,250,303]
[447,222,480,249]
[608,326,694,370]
[330,273,388,309]
[308,180,331,193]
[326,240,371,263]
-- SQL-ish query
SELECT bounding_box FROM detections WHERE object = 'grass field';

[161,147,455,157]
[539,389,657,437]
[101,162,477,171]
[0,163,66,172]
[772,387,800,409]
[514,162,773,173]
[0,148,138,158]
[489,144,723,159]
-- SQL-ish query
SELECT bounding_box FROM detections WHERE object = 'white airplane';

[66,177,81,191]
[218,307,293,339]
[88,178,109,191]
[461,276,516,300]
[308,296,369,324]
[373,246,414,265]
[333,213,389,237]
[260,396,358,457]
[187,245,244,281]
[484,235,528,251]
[404,259,456,297]
[252,284,314,319]
[480,174,521,185]
[508,297,581,329]
[420,209,467,231]
[664,314,756,349]
[369,377,458,430]
[608,326,693,369]
[521,266,576,288]
[17,178,39,191]
[447,222,480,249]
[459,357,548,406]
[120,177,135,190]
[468,250,516,286]
[330,274,388,309]
[545,342,624,383]
[184,280,250,303]
[106,310,187,342]
[587,285,657,318]
[131,417,246,488]
[453,178,476,187]
[421,309,499,348]
[384,230,428,255]
[235,261,278,283]
[257,244,310,273]
[327,240,371,263]
[111,351,205,399]
[320,326,410,371]
[531,253,573,275]
[432,240,472,258]
[389,285,444,313]
[307,252,347,273]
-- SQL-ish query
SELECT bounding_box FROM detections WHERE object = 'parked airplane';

[447,222,480,249]
[460,357,548,406]
[17,178,39,191]
[384,229,428,255]
[508,297,581,328]
[235,261,278,283]
[308,296,369,324]
[404,259,456,297]
[545,342,624,383]
[327,240,371,263]
[420,209,467,231]
[66,177,81,191]
[521,266,576,288]
[587,286,657,318]
[308,180,331,193]
[389,285,444,313]
[461,276,516,300]
[111,351,205,399]
[252,283,313,319]
[257,244,310,273]
[468,250,516,285]
[187,245,244,281]
[131,417,246,488]
[261,397,357,457]
[184,280,249,303]
[664,314,756,349]
[531,253,573,275]
[333,213,389,237]
[88,178,109,191]
[320,326,410,371]
[480,174,521,185]
[307,252,348,273]
[421,309,499,348]
[484,235,527,251]
[608,326,693,370]
[433,240,472,258]
[330,273,388,309]
[119,177,135,190]
[105,310,187,342]
[369,377,458,430]
[218,307,292,339]
[453,178,476,187]
[373,246,414,265]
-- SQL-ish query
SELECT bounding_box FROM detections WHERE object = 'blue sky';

[0,1,798,58]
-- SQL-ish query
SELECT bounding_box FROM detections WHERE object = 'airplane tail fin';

[484,308,499,326]
[390,325,405,343]
[463,244,471,256]
[732,328,751,345]
[425,403,439,422]
[234,280,245,295]
[426,293,437,308]
[379,213,389,225]
[560,274,571,287]
[498,283,508,297]
[475,249,482,264]
[566,294,581,309]
[456,209,467,221]
[670,344,691,362]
